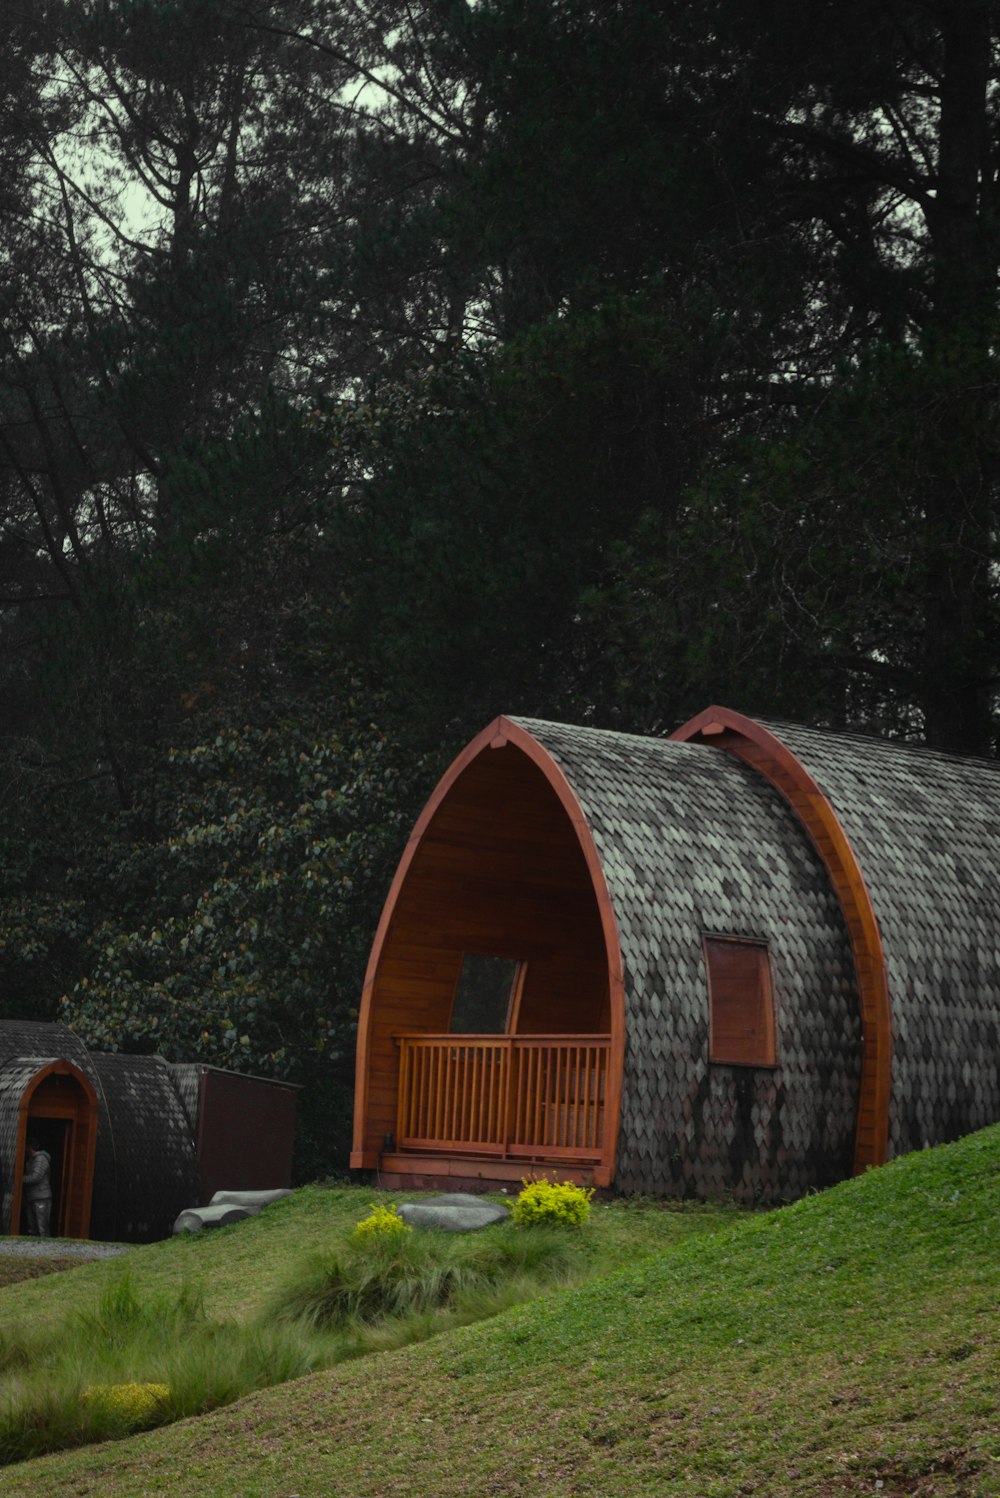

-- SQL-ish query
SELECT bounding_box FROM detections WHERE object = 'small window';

[704,936,776,1067]
[450,954,523,1034]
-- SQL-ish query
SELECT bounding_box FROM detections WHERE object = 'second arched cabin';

[0,1020,299,1240]
[351,709,1000,1201]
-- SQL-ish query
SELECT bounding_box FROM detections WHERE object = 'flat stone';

[397,1192,510,1232]
[171,1204,251,1234]
[209,1188,293,1215]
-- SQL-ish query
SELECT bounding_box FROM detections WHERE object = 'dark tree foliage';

[2,0,999,1174]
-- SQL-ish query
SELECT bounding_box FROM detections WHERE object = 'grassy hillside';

[0,1184,731,1325]
[2,1132,998,1497]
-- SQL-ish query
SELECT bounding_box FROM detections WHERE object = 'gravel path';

[0,1239,132,1259]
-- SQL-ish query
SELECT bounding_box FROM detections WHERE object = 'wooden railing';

[395,1034,609,1161]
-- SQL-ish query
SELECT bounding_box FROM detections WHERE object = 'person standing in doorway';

[22,1139,52,1237]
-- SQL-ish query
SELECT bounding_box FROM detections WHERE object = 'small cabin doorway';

[21,1117,71,1236]
[11,1061,99,1239]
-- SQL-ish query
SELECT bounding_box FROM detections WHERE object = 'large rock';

[172,1204,251,1234]
[397,1192,510,1232]
[209,1188,293,1215]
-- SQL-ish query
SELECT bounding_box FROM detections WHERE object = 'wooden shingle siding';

[89,1053,198,1242]
[672,709,892,1173]
[759,719,1000,1160]
[507,719,862,1202]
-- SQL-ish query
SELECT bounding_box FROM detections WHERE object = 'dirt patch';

[0,1257,84,1290]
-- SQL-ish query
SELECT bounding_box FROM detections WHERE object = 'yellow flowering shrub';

[352,1204,412,1244]
[512,1178,594,1227]
[81,1382,171,1429]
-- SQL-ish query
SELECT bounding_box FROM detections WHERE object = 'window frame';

[448,952,527,1035]
[703,934,777,1068]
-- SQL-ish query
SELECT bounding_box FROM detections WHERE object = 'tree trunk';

[920,0,996,756]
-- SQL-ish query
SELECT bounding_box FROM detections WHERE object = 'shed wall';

[193,1068,298,1203]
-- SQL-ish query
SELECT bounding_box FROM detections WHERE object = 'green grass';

[0,1184,734,1474]
[0,1185,728,1329]
[3,1133,997,1496]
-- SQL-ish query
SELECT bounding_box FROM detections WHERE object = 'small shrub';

[80,1382,170,1432]
[512,1178,594,1228]
[352,1205,412,1245]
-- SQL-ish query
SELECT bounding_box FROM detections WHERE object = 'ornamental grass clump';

[265,1219,580,1332]
[351,1204,412,1245]
[512,1178,594,1228]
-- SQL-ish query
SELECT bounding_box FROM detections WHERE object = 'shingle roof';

[0,1020,94,1078]
[89,1053,198,1242]
[511,718,861,1199]
[760,719,1000,1155]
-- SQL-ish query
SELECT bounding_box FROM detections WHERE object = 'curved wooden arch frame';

[10,1058,99,1238]
[351,715,626,1185]
[670,706,891,1173]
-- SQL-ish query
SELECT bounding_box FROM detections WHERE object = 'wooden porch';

[387,1034,611,1183]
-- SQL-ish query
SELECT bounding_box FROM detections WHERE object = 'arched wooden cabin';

[0,1021,298,1240]
[351,710,1000,1201]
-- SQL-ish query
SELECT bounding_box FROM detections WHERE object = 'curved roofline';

[16,1056,98,1110]
[352,715,626,1183]
[670,706,891,1173]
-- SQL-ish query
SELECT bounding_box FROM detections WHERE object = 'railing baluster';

[412,1042,421,1138]
[443,1042,452,1141]
[458,1043,469,1141]
[569,1046,579,1149]
[512,1043,525,1155]
[406,1041,416,1139]
[487,1045,497,1143]
[410,1042,420,1137]
[425,1042,434,1138]
[432,1042,443,1141]
[481,1046,490,1143]
[493,1046,502,1142]
[449,1036,461,1138]
[479,1045,490,1144]
[554,1045,564,1148]
[487,1046,496,1142]
[469,1045,480,1145]
[531,1047,543,1146]
[440,1041,449,1141]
